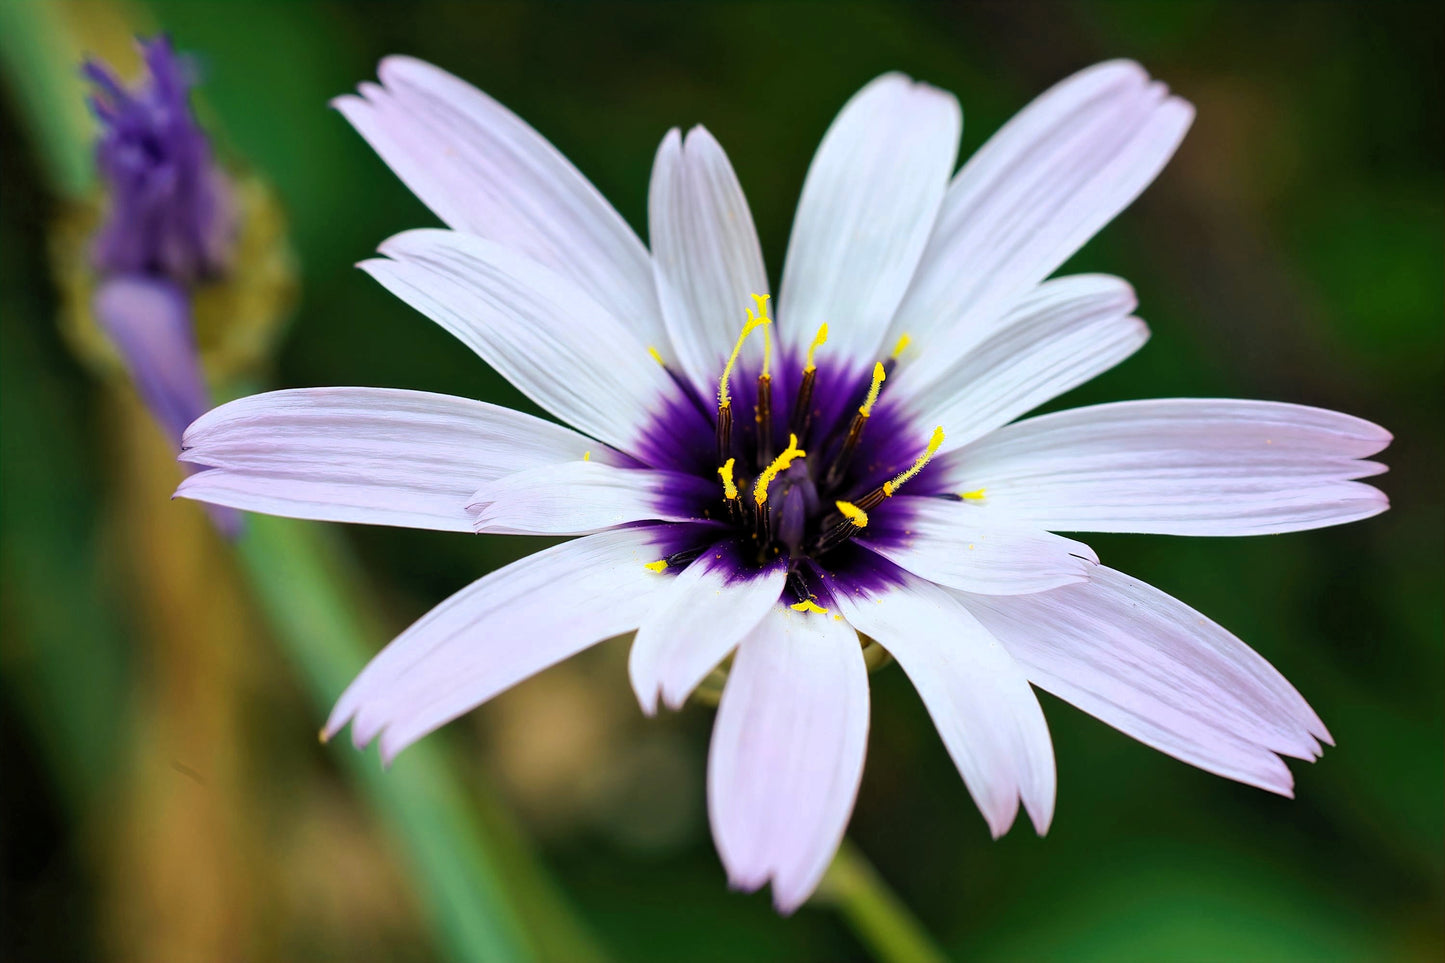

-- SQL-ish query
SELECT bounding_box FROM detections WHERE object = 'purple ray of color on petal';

[84,36,234,281]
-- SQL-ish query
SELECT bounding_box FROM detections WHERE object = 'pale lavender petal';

[327,526,672,764]
[834,575,1056,836]
[648,125,770,395]
[335,56,664,345]
[361,229,686,455]
[468,461,714,535]
[960,566,1334,795]
[942,399,1391,535]
[628,549,786,714]
[900,275,1148,451]
[861,496,1097,595]
[177,387,615,532]
[94,275,208,447]
[707,607,869,913]
[778,73,961,367]
[888,61,1192,387]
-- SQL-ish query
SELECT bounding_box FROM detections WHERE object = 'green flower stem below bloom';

[237,512,606,963]
[816,838,951,963]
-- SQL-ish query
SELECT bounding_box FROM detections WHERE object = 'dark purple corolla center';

[84,35,233,283]
[636,348,949,604]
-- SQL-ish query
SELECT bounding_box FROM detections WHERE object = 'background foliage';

[2,1,1441,960]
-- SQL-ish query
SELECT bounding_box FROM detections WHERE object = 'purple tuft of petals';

[85,35,234,282]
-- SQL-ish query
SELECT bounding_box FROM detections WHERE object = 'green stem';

[238,514,605,963]
[816,838,951,963]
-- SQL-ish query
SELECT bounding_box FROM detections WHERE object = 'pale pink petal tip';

[708,609,870,915]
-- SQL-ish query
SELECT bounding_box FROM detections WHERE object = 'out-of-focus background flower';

[1,2,1440,960]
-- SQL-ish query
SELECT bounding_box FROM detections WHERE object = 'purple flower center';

[637,308,948,605]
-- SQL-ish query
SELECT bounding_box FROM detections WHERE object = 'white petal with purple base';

[629,552,787,714]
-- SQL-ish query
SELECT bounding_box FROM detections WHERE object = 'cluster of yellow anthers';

[643,295,946,600]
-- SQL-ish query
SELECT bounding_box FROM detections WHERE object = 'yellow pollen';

[753,433,806,506]
[790,599,828,614]
[891,333,912,359]
[644,559,668,573]
[647,345,666,367]
[718,294,772,408]
[959,488,986,501]
[582,451,592,462]
[318,728,330,745]
[859,362,886,417]
[836,500,869,528]
[718,457,739,500]
[805,323,829,371]
[883,426,945,496]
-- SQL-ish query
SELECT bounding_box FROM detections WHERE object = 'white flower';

[178,58,1390,913]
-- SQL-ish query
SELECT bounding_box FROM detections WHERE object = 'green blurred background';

[1,1,1441,960]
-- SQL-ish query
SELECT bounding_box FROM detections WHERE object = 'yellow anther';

[891,333,912,360]
[582,451,592,462]
[805,323,829,371]
[318,728,330,745]
[882,426,945,497]
[859,362,886,417]
[835,500,869,528]
[718,294,772,408]
[790,599,828,614]
[959,488,986,501]
[718,457,739,500]
[644,559,668,573]
[647,345,666,367]
[753,433,806,506]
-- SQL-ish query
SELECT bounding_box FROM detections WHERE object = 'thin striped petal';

[335,56,664,345]
[469,461,714,536]
[942,399,1391,535]
[362,229,695,456]
[629,546,786,714]
[834,575,1055,836]
[177,387,616,531]
[648,126,770,396]
[961,566,1332,795]
[327,527,671,764]
[707,606,869,913]
[888,60,1192,388]
[900,275,1147,451]
[861,497,1097,595]
[778,73,961,368]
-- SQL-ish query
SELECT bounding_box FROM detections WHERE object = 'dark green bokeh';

[2,1,1440,960]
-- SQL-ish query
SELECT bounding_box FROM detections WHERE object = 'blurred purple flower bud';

[84,36,242,536]
[84,36,234,281]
